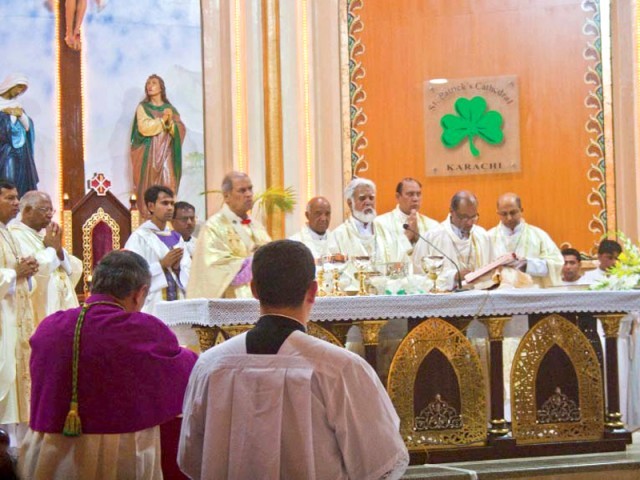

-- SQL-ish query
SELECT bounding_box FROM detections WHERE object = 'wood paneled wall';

[354,0,607,252]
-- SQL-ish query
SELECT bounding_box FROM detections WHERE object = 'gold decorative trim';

[415,394,462,431]
[81,207,121,293]
[387,317,487,449]
[597,313,624,338]
[479,316,511,341]
[340,0,369,197]
[354,319,387,346]
[308,322,343,346]
[582,0,615,249]
[195,326,227,352]
[130,209,140,231]
[62,208,73,253]
[222,325,254,338]
[537,387,581,424]
[262,0,285,239]
[511,314,604,443]
[324,322,352,346]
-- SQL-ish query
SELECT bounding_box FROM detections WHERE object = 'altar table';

[155,289,640,463]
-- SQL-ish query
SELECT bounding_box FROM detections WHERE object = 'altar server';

[581,239,622,284]
[412,190,494,290]
[124,185,191,313]
[187,171,271,299]
[19,250,197,479]
[10,191,82,322]
[375,177,439,256]
[488,193,563,287]
[179,240,408,479]
[289,196,336,260]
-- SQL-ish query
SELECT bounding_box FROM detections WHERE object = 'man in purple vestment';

[19,250,197,479]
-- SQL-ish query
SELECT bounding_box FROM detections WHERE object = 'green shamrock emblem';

[440,96,504,157]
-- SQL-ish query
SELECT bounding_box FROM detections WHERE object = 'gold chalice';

[421,255,445,293]
[352,255,371,296]
[321,254,348,296]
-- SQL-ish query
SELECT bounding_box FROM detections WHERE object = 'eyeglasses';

[452,211,479,222]
[34,207,56,214]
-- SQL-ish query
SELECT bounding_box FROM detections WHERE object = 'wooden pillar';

[598,313,631,443]
[57,0,85,206]
[261,0,284,238]
[354,320,387,374]
[480,316,512,441]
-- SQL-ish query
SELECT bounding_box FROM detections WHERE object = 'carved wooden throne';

[62,174,140,295]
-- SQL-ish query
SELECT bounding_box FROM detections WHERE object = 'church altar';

[155,289,639,463]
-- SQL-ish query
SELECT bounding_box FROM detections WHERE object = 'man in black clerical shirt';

[179,240,409,479]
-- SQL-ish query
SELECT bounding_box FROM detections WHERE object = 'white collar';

[448,215,472,240]
[351,216,374,236]
[306,225,328,241]
[498,220,525,236]
[141,219,171,234]
[221,203,251,225]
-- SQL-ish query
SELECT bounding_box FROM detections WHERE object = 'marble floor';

[401,432,640,479]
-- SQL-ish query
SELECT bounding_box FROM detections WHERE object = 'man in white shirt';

[560,248,585,285]
[581,239,622,284]
[488,192,563,287]
[289,196,335,260]
[375,177,439,258]
[171,201,197,258]
[178,240,409,479]
[10,191,82,323]
[412,190,494,290]
[124,185,190,313]
[331,177,405,263]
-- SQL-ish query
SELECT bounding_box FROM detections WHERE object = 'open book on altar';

[464,253,517,284]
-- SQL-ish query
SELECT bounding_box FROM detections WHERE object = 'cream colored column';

[279,0,345,236]
[262,0,285,239]
[612,0,640,239]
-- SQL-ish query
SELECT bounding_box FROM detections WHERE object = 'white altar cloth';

[154,289,640,327]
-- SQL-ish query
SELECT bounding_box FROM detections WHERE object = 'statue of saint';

[0,73,39,196]
[130,74,186,216]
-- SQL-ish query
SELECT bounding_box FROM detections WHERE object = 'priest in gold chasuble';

[187,172,271,299]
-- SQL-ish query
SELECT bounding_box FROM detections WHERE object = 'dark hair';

[252,240,315,308]
[598,239,622,256]
[144,185,174,206]
[91,250,151,299]
[395,177,422,195]
[0,179,17,195]
[143,74,170,104]
[174,201,195,217]
[561,248,581,262]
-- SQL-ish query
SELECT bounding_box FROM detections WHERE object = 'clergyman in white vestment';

[331,177,407,265]
[179,240,409,480]
[375,177,439,263]
[487,193,563,287]
[412,190,494,291]
[289,196,336,260]
[0,181,38,430]
[10,191,82,323]
[187,172,271,299]
[124,185,190,314]
[171,200,198,258]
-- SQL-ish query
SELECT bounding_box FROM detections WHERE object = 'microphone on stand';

[403,223,464,291]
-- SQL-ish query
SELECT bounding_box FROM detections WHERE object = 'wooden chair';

[62,174,140,295]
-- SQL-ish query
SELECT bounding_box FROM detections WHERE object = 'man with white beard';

[330,178,406,264]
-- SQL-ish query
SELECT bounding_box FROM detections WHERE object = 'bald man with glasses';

[412,190,494,290]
